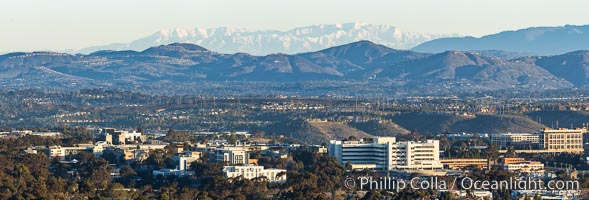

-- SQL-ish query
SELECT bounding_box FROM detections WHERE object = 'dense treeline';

[0,129,348,199]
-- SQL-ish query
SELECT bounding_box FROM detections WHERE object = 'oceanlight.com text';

[344,176,579,192]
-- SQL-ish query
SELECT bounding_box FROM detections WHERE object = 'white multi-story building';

[216,149,249,165]
[44,144,104,160]
[9,130,61,137]
[223,165,286,183]
[175,151,202,171]
[329,137,443,171]
[152,169,194,177]
[491,133,540,149]
[10,130,33,135]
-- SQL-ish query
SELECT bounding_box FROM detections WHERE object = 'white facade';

[153,169,194,177]
[504,161,544,174]
[329,137,442,171]
[175,151,202,170]
[122,130,143,141]
[223,165,286,183]
[491,133,539,148]
[45,145,104,160]
[216,149,249,165]
[11,130,33,135]
[9,130,61,137]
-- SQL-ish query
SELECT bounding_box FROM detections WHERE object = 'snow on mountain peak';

[78,24,458,55]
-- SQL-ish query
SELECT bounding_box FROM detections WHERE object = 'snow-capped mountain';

[77,23,457,55]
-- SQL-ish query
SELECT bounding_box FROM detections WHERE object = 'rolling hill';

[1,41,589,95]
[413,24,589,55]
[391,112,547,134]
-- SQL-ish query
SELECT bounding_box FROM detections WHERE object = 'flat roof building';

[223,165,286,183]
[329,137,443,172]
[539,128,586,154]
[491,133,539,149]
[216,149,249,165]
[441,159,488,170]
[504,161,544,174]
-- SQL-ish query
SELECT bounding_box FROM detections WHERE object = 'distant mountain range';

[413,24,589,55]
[1,41,588,95]
[74,23,589,58]
[77,23,457,55]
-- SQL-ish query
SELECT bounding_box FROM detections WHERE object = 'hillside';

[1,41,588,95]
[260,119,374,144]
[307,121,374,141]
[413,24,589,55]
[347,120,410,136]
[448,114,546,133]
[391,112,546,134]
[526,111,589,128]
[535,50,589,86]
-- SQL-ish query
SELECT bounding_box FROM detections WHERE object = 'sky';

[1,0,589,52]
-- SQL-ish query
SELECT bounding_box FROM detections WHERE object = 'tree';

[253,130,265,138]
[439,191,454,200]
[101,150,120,165]
[506,146,517,158]
[487,144,499,165]
[106,183,128,199]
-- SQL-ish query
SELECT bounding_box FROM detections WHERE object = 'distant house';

[43,144,104,160]
[152,169,194,177]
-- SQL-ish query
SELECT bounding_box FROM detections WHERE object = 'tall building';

[175,151,202,171]
[539,128,586,154]
[491,133,540,149]
[216,149,250,165]
[329,137,442,171]
[105,129,145,145]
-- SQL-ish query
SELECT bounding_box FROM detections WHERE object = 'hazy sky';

[1,0,588,52]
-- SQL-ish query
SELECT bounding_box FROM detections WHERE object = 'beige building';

[105,130,144,145]
[502,157,526,165]
[441,159,488,170]
[504,161,544,174]
[539,128,586,154]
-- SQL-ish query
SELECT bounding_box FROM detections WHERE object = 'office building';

[216,149,250,165]
[539,128,585,154]
[491,133,539,149]
[440,159,488,170]
[105,129,145,145]
[329,137,443,171]
[175,151,202,171]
